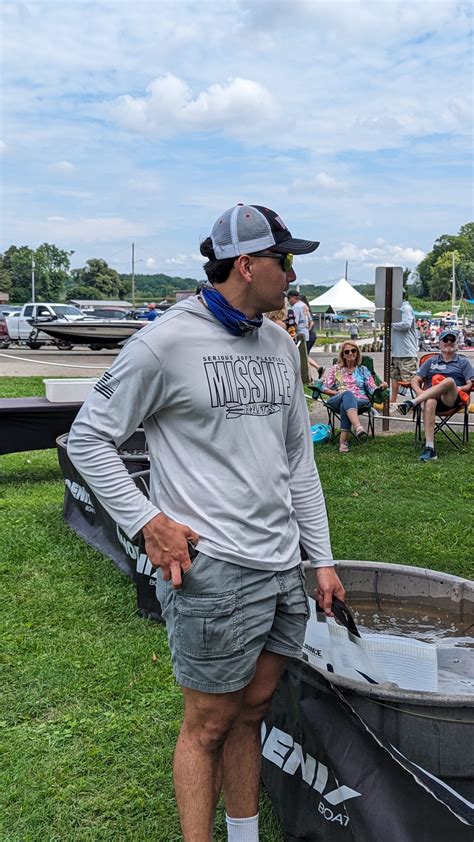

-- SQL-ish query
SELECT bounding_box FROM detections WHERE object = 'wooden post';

[382,268,393,431]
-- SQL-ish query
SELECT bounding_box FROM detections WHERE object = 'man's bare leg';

[422,397,437,443]
[412,377,459,407]
[223,651,286,817]
[173,686,244,842]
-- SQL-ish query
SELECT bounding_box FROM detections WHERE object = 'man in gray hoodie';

[68,204,344,842]
[390,295,419,409]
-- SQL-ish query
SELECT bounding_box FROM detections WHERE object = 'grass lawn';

[1,377,473,840]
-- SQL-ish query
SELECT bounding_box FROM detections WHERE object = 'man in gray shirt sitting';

[398,329,474,461]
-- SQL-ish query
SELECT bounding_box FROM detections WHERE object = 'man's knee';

[423,397,437,416]
[181,691,242,750]
[182,709,238,751]
[438,376,456,392]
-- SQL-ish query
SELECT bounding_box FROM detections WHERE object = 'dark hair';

[200,236,235,284]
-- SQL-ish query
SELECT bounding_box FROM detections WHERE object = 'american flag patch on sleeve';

[94,371,120,399]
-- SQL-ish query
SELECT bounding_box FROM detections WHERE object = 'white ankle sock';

[426,440,434,449]
[226,812,259,841]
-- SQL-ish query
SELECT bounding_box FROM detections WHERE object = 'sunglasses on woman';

[343,349,358,355]
[251,252,294,272]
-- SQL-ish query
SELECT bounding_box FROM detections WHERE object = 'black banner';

[261,659,473,842]
[56,435,162,622]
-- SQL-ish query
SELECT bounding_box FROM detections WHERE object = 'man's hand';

[314,566,345,616]
[142,513,199,589]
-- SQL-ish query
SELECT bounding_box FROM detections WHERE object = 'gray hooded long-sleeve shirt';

[67,296,333,570]
[391,300,418,358]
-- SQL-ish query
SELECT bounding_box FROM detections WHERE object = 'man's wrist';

[142,512,164,538]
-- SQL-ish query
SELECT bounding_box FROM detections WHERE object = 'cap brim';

[270,238,320,255]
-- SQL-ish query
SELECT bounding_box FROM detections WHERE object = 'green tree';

[0,244,72,302]
[34,243,72,300]
[67,284,103,301]
[0,249,14,294]
[72,258,123,298]
[415,223,474,300]
[9,246,35,303]
[429,250,460,300]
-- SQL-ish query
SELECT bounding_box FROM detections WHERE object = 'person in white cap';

[67,203,344,841]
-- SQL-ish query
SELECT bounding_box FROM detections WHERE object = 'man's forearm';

[411,376,423,395]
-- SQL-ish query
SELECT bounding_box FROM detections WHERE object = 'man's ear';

[234,254,253,283]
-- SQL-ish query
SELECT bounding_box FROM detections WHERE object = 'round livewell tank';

[304,560,474,799]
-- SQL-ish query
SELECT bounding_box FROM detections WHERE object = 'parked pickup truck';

[5,303,84,348]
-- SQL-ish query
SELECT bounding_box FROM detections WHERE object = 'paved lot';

[1,345,472,437]
[0,346,118,377]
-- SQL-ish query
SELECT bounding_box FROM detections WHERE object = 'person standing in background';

[287,290,310,345]
[349,322,359,341]
[147,302,159,321]
[300,294,316,353]
[390,295,418,411]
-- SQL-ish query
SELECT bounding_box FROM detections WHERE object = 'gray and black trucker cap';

[207,204,319,259]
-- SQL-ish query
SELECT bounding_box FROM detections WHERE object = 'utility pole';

[345,261,348,281]
[131,242,135,308]
[451,252,456,312]
[31,254,36,303]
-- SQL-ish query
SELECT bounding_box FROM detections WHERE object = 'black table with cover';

[0,397,82,454]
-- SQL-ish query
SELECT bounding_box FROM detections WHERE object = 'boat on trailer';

[30,317,148,349]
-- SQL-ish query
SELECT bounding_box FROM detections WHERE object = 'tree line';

[1,222,472,304]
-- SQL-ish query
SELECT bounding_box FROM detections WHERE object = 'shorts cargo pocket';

[175,591,244,660]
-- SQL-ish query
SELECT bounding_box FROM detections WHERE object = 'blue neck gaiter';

[200,285,263,337]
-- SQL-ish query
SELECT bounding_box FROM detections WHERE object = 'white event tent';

[309,277,375,312]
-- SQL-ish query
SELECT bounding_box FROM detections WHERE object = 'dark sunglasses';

[343,348,358,355]
[251,252,294,272]
[441,336,456,343]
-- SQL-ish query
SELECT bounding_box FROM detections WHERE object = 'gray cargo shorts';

[155,552,310,694]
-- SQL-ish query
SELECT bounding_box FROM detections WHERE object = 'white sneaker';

[389,403,398,414]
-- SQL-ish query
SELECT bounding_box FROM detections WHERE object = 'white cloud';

[128,176,162,196]
[1,1,470,284]
[165,253,189,265]
[109,74,278,138]
[145,257,156,267]
[11,216,155,245]
[333,239,426,269]
[0,140,8,155]
[48,161,76,174]
[293,172,348,192]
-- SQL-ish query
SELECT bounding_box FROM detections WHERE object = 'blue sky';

[1,0,472,286]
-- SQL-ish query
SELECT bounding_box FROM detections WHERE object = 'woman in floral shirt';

[321,342,387,453]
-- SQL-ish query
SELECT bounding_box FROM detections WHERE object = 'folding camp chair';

[310,355,387,444]
[395,378,416,400]
[414,353,472,450]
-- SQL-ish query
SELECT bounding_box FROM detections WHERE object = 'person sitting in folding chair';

[398,329,474,462]
[321,342,388,453]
